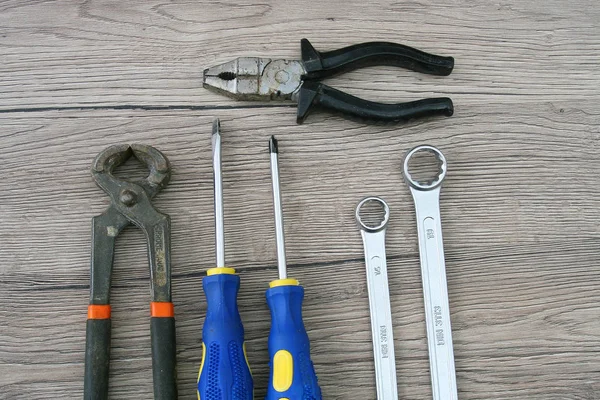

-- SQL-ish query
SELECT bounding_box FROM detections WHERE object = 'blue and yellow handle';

[197,268,253,400]
[266,279,322,400]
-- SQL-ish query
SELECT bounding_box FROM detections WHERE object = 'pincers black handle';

[84,318,111,400]
[301,38,454,80]
[297,81,453,124]
[151,315,178,400]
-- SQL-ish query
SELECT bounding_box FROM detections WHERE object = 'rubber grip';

[84,318,111,400]
[297,81,453,124]
[301,38,454,80]
[197,273,253,400]
[265,284,321,400]
[151,316,178,400]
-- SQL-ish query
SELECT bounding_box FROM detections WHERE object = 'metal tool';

[204,39,454,124]
[403,145,458,400]
[356,197,398,400]
[270,136,288,279]
[197,119,253,400]
[84,144,177,400]
[212,118,225,269]
[265,136,322,400]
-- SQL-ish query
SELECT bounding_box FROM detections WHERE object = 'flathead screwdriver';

[266,136,322,400]
[197,119,253,400]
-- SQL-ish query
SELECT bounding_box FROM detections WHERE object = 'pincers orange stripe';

[88,304,111,320]
[151,302,174,318]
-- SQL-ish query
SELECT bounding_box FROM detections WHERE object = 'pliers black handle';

[297,39,454,123]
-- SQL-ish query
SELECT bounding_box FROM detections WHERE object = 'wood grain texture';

[1,0,600,399]
[1,0,600,110]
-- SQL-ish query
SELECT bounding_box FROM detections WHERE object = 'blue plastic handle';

[198,272,253,400]
[265,283,322,400]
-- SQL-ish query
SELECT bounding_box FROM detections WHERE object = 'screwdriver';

[266,136,322,400]
[197,119,253,400]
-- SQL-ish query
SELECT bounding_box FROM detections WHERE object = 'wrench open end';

[403,145,447,191]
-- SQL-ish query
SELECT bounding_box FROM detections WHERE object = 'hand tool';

[356,197,398,400]
[266,136,322,400]
[197,120,253,400]
[85,144,177,400]
[403,145,458,400]
[204,39,454,124]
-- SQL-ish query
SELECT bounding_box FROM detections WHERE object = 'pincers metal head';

[92,144,171,200]
[90,144,173,304]
[203,57,306,101]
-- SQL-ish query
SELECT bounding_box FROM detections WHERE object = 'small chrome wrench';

[356,197,398,400]
[403,145,458,400]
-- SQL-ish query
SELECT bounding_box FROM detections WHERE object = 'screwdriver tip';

[269,135,278,154]
[212,118,220,136]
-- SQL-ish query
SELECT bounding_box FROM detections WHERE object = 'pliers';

[84,144,177,400]
[203,39,454,124]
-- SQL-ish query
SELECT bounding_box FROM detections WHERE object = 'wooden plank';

[1,0,599,110]
[1,102,599,399]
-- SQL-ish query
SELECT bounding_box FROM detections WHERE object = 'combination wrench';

[356,197,398,400]
[403,145,458,400]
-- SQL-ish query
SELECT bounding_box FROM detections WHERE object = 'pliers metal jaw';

[203,38,455,124]
[84,144,178,400]
[203,57,306,101]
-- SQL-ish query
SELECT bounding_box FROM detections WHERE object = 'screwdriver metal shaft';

[265,136,322,400]
[269,136,287,279]
[212,119,225,268]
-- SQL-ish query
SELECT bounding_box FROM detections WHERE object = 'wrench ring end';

[356,196,390,233]
[403,145,447,191]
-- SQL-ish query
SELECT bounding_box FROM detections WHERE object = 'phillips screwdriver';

[197,119,253,400]
[265,136,322,400]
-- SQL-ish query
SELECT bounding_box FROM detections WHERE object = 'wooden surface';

[1,1,599,399]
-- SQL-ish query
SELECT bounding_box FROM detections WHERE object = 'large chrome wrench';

[403,145,458,400]
[356,197,398,400]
